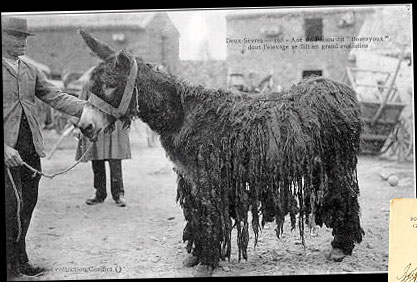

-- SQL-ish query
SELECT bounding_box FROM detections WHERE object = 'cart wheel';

[389,118,413,161]
[379,128,397,156]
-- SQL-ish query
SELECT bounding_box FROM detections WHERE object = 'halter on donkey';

[87,49,138,119]
[77,29,365,270]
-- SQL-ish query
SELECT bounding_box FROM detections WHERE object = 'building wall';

[26,28,146,76]
[178,60,228,89]
[25,14,179,77]
[146,13,180,75]
[26,29,98,76]
[226,9,371,90]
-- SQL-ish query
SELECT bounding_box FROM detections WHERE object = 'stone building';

[226,7,374,91]
[179,60,228,89]
[23,12,180,78]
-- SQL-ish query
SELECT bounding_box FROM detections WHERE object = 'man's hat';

[1,16,35,36]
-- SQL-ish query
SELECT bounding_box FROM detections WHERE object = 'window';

[304,18,323,41]
[302,70,322,78]
[112,33,126,43]
[338,12,355,28]
[261,26,283,39]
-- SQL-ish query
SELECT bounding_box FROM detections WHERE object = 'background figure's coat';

[75,81,131,161]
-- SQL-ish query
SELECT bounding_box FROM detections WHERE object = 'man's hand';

[4,144,23,167]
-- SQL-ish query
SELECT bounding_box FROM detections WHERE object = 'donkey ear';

[79,29,115,60]
[115,50,132,69]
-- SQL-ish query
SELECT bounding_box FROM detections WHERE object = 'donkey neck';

[135,63,184,135]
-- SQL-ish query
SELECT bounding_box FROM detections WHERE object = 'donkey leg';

[177,174,222,269]
[316,166,363,262]
[328,193,363,261]
[196,194,222,270]
[176,174,201,267]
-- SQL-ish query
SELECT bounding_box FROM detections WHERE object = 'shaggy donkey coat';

[78,29,364,268]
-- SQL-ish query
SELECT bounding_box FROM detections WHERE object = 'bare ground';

[23,121,415,279]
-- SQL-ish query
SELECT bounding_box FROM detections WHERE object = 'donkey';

[77,29,364,270]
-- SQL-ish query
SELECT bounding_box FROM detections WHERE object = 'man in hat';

[3,16,87,279]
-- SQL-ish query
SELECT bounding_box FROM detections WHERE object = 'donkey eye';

[102,85,117,97]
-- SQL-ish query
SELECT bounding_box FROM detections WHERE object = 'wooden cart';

[346,67,412,160]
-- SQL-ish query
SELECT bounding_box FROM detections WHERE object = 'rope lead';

[6,167,22,243]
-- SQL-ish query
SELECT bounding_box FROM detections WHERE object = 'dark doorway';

[302,70,323,79]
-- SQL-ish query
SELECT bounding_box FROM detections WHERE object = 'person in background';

[2,16,87,279]
[75,75,131,208]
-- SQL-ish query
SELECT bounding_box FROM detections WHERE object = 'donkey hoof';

[183,255,199,267]
[193,263,214,276]
[327,248,346,262]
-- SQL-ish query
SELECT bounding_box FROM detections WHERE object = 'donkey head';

[78,29,138,141]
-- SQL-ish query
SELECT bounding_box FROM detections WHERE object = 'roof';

[21,12,158,31]
[352,5,412,57]
[226,6,374,21]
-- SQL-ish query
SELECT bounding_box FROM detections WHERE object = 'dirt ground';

[23,121,415,279]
